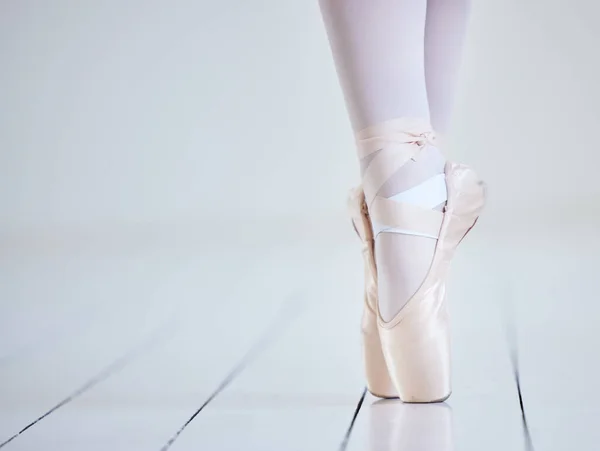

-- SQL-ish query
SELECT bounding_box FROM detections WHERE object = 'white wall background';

[1,0,599,247]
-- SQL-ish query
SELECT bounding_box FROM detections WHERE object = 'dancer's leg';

[425,0,471,135]
[319,0,447,321]
[319,0,429,131]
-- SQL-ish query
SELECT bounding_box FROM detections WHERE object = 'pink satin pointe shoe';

[348,119,486,403]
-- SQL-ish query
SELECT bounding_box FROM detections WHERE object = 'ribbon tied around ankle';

[356,119,437,207]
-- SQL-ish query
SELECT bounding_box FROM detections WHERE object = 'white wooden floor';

[2,217,598,451]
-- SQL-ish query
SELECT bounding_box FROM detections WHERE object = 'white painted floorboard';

[2,224,599,450]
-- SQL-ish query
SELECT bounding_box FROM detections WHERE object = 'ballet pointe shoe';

[350,118,486,403]
[376,161,485,403]
[349,188,398,399]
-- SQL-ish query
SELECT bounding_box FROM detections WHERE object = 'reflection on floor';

[358,400,454,451]
[1,222,598,450]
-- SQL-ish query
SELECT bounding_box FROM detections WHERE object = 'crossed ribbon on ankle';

[356,121,437,209]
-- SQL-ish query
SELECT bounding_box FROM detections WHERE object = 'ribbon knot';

[409,131,436,161]
[355,118,437,207]
[414,131,436,146]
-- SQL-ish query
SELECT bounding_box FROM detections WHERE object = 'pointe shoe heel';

[349,188,398,399]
